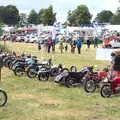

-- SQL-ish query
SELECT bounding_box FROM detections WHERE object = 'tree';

[111,7,120,24]
[28,9,38,24]
[0,6,5,23]
[2,5,20,25]
[38,5,56,25]
[19,13,28,27]
[95,10,113,23]
[67,5,92,25]
[0,21,3,36]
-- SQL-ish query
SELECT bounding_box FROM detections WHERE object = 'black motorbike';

[54,66,93,87]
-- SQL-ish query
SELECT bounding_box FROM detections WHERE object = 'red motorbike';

[84,68,108,93]
[100,71,120,97]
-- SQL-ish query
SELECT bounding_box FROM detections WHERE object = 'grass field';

[0,41,120,120]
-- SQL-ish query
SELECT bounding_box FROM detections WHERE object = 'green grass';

[0,41,120,120]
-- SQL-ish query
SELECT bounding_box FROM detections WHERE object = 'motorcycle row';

[1,52,120,101]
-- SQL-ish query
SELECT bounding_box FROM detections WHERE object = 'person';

[65,43,68,52]
[38,42,41,51]
[86,39,91,49]
[52,39,56,53]
[94,37,98,48]
[70,39,76,53]
[47,39,52,53]
[76,38,82,54]
[59,38,64,54]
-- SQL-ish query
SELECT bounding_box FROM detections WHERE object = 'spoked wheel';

[101,85,112,97]
[27,68,37,78]
[70,66,77,72]
[65,77,76,88]
[50,68,59,77]
[38,72,49,81]
[14,67,25,76]
[0,89,7,107]
[84,80,96,93]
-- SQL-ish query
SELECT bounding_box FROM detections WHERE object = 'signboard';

[96,48,114,61]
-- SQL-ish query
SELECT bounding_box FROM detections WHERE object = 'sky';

[0,0,120,22]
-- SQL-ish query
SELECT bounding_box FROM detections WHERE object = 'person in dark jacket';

[76,38,82,54]
[86,39,91,48]
[94,37,98,48]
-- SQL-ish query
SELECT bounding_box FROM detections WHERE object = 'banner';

[96,48,114,61]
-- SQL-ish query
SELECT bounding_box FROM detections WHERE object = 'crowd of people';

[37,36,99,54]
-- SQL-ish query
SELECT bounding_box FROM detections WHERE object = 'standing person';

[59,37,64,54]
[52,39,56,53]
[70,39,76,54]
[76,37,82,54]
[47,39,52,53]
[86,39,91,48]
[65,43,68,52]
[94,37,98,48]
[43,40,48,53]
[38,42,41,51]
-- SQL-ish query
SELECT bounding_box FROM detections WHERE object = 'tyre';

[70,66,77,72]
[38,72,49,81]
[50,68,59,76]
[0,89,7,107]
[100,85,112,98]
[14,67,25,76]
[62,68,69,72]
[6,60,12,68]
[27,67,37,78]
[65,77,76,88]
[3,58,9,67]
[84,80,96,93]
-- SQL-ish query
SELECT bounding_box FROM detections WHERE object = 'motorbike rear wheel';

[27,67,37,78]
[38,72,49,81]
[65,77,76,88]
[100,85,112,97]
[84,80,96,93]
[0,89,7,107]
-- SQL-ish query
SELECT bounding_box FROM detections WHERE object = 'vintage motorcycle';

[100,70,120,97]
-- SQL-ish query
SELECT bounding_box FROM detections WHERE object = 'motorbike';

[37,62,69,81]
[100,70,120,97]
[84,67,108,93]
[12,57,37,76]
[54,66,93,87]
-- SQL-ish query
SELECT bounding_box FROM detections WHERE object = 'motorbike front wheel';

[14,67,25,76]
[50,68,59,77]
[38,72,49,81]
[65,77,76,88]
[100,85,112,98]
[84,80,96,93]
[0,89,7,107]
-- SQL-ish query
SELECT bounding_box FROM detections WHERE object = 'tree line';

[0,4,120,26]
